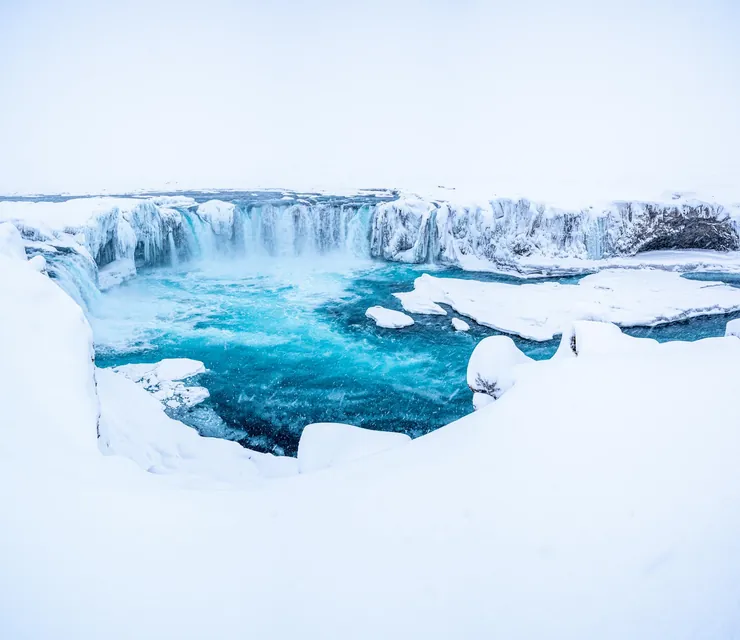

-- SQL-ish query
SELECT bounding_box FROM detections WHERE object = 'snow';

[0,221,26,261]
[98,258,136,290]
[466,335,534,404]
[392,289,447,315]
[726,319,740,338]
[28,254,46,272]
[196,200,235,237]
[397,269,740,340]
[365,305,415,328]
[5,192,740,637]
[110,358,210,410]
[297,422,411,474]
[97,368,262,488]
[451,317,470,331]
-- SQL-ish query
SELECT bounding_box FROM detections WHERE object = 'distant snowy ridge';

[2,189,740,307]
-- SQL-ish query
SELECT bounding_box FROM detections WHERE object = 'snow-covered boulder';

[726,318,740,338]
[0,222,26,261]
[27,254,46,272]
[297,422,411,474]
[365,305,414,329]
[467,336,534,406]
[110,358,210,410]
[452,317,470,331]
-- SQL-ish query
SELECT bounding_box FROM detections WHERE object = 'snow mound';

[110,358,209,410]
[298,422,411,474]
[451,317,470,331]
[398,269,740,340]
[467,336,534,405]
[365,305,414,328]
[726,318,740,338]
[0,222,26,261]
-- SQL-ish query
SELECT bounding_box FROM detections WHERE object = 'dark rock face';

[627,204,740,253]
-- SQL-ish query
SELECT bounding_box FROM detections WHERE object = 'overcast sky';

[1,0,738,200]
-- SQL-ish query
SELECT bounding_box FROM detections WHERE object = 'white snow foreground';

[398,269,740,340]
[726,318,740,338]
[297,423,411,474]
[3,249,740,637]
[110,358,210,410]
[365,305,415,328]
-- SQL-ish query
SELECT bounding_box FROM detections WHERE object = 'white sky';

[1,0,738,200]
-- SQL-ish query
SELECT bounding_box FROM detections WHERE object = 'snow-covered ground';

[396,269,740,340]
[3,215,740,637]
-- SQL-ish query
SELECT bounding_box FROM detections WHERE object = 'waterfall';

[44,249,100,311]
[168,232,179,267]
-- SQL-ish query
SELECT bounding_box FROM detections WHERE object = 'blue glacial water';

[91,260,740,456]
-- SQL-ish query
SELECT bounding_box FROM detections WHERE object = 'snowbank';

[366,305,415,328]
[0,222,26,261]
[397,269,740,340]
[726,318,740,338]
[297,422,411,474]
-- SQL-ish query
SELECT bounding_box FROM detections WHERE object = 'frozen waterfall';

[2,189,739,305]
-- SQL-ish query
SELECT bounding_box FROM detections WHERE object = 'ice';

[98,258,136,291]
[466,336,534,404]
[397,269,740,340]
[0,222,26,261]
[97,368,261,488]
[726,319,740,338]
[110,358,210,411]
[451,317,470,332]
[365,305,415,328]
[297,422,411,473]
[392,289,447,315]
[28,254,46,272]
[196,200,236,237]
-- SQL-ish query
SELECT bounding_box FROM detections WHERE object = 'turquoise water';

[91,261,740,455]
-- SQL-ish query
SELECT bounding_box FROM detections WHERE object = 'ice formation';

[2,189,740,310]
[109,359,210,410]
[726,318,740,338]
[396,269,740,340]
[365,305,415,328]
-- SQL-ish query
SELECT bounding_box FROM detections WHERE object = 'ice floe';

[397,269,740,340]
[365,305,415,328]
[451,317,470,331]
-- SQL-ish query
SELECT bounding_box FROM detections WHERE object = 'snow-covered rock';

[371,193,740,269]
[467,336,534,405]
[0,222,26,261]
[196,200,236,238]
[397,269,740,340]
[365,305,415,328]
[297,422,411,474]
[110,358,210,410]
[726,318,740,338]
[28,254,46,272]
[451,317,470,331]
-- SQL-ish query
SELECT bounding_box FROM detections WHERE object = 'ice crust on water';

[365,305,415,328]
[297,422,411,474]
[397,269,740,340]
